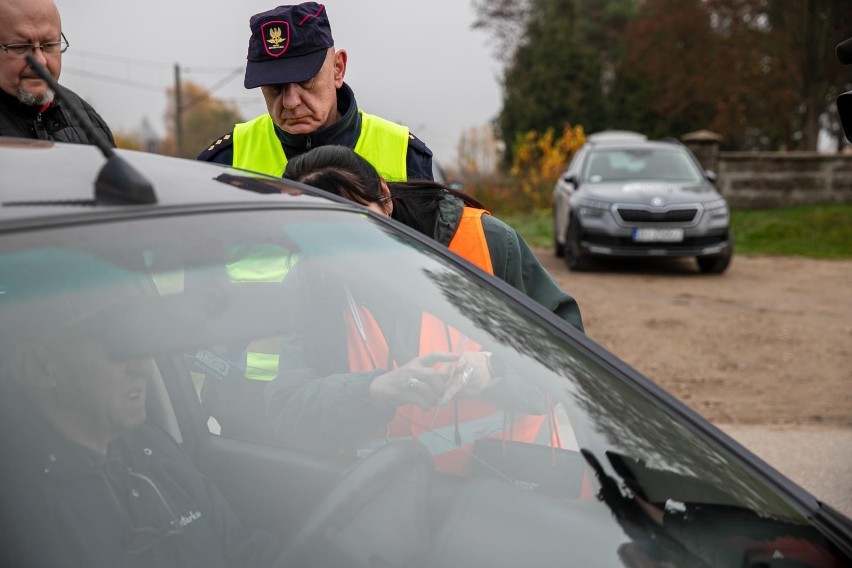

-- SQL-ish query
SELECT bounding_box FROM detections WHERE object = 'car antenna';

[24,55,157,204]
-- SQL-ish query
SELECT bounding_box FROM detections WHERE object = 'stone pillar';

[682,130,723,174]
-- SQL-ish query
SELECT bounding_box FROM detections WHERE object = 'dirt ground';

[533,251,852,429]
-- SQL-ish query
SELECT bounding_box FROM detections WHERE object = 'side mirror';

[704,170,718,183]
[562,174,577,185]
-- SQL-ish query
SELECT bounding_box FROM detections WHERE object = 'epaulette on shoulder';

[197,132,234,162]
[407,132,433,157]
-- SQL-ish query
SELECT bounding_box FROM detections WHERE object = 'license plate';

[632,228,684,242]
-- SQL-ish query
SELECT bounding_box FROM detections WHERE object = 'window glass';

[584,148,703,183]
[0,209,843,567]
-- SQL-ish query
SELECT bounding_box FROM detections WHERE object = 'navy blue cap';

[244,3,334,89]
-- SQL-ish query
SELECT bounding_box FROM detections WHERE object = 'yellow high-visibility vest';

[232,111,409,181]
[230,110,409,380]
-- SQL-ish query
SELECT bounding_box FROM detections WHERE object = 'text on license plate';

[632,228,684,242]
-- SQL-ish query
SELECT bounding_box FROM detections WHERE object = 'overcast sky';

[53,0,503,165]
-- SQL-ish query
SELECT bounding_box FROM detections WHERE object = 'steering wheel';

[273,440,434,567]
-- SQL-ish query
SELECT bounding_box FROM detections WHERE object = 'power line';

[71,47,242,74]
[70,48,170,69]
[62,67,166,92]
[181,67,244,111]
[231,98,267,104]
[184,65,247,74]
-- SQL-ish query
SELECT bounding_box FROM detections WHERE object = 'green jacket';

[432,194,584,332]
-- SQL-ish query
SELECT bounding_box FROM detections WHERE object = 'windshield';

[583,148,704,184]
[0,209,845,567]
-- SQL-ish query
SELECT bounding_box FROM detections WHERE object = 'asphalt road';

[720,425,852,518]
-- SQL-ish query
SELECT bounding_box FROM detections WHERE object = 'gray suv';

[552,131,733,273]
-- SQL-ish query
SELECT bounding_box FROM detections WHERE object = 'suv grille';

[616,208,698,223]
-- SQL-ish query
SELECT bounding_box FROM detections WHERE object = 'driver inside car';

[0,253,281,567]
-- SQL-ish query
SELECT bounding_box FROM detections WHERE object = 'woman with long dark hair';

[284,145,583,330]
[264,145,584,465]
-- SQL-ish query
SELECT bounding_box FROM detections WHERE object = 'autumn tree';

[614,0,852,149]
[475,0,634,163]
[759,0,852,150]
[113,118,161,153]
[511,124,586,209]
[161,81,244,158]
[472,0,532,62]
[475,0,851,153]
[457,123,502,177]
[113,130,146,151]
[615,0,722,142]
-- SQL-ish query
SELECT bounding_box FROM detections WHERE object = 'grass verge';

[500,204,852,259]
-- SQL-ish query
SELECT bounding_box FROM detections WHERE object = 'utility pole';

[174,63,183,157]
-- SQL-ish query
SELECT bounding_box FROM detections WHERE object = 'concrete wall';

[716,152,852,209]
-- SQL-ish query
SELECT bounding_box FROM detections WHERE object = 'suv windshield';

[584,148,703,183]
[0,208,843,567]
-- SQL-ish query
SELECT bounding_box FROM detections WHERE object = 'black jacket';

[197,82,434,180]
[0,85,115,146]
[0,393,279,567]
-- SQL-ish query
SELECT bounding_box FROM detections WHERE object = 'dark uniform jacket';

[0,393,279,567]
[264,191,584,450]
[0,85,115,146]
[197,82,434,180]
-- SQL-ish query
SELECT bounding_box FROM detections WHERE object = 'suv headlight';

[576,199,610,218]
[704,198,729,219]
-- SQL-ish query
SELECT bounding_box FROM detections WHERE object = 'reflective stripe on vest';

[225,245,299,381]
[232,111,409,181]
[226,244,298,283]
[244,353,280,382]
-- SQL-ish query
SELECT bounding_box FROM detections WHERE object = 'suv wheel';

[553,211,565,257]
[696,232,733,274]
[564,215,590,271]
[696,249,732,274]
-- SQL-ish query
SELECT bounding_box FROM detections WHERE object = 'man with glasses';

[198,2,434,182]
[0,0,114,145]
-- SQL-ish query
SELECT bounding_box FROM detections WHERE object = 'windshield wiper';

[582,449,848,568]
[580,448,691,564]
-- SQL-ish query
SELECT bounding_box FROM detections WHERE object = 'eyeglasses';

[0,32,69,57]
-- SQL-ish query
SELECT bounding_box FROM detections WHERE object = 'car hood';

[575,181,721,206]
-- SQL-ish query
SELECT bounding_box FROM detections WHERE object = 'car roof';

[585,137,687,152]
[586,130,648,143]
[0,138,351,226]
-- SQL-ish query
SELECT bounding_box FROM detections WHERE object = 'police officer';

[0,0,115,145]
[197,2,433,181]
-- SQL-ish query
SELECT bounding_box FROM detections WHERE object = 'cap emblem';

[262,21,290,57]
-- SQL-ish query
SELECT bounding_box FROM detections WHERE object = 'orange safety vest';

[345,207,549,475]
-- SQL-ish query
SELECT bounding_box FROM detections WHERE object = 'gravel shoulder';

[535,252,852,428]
[534,251,852,515]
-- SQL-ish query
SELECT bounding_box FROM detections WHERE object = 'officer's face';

[0,0,62,104]
[261,48,347,135]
